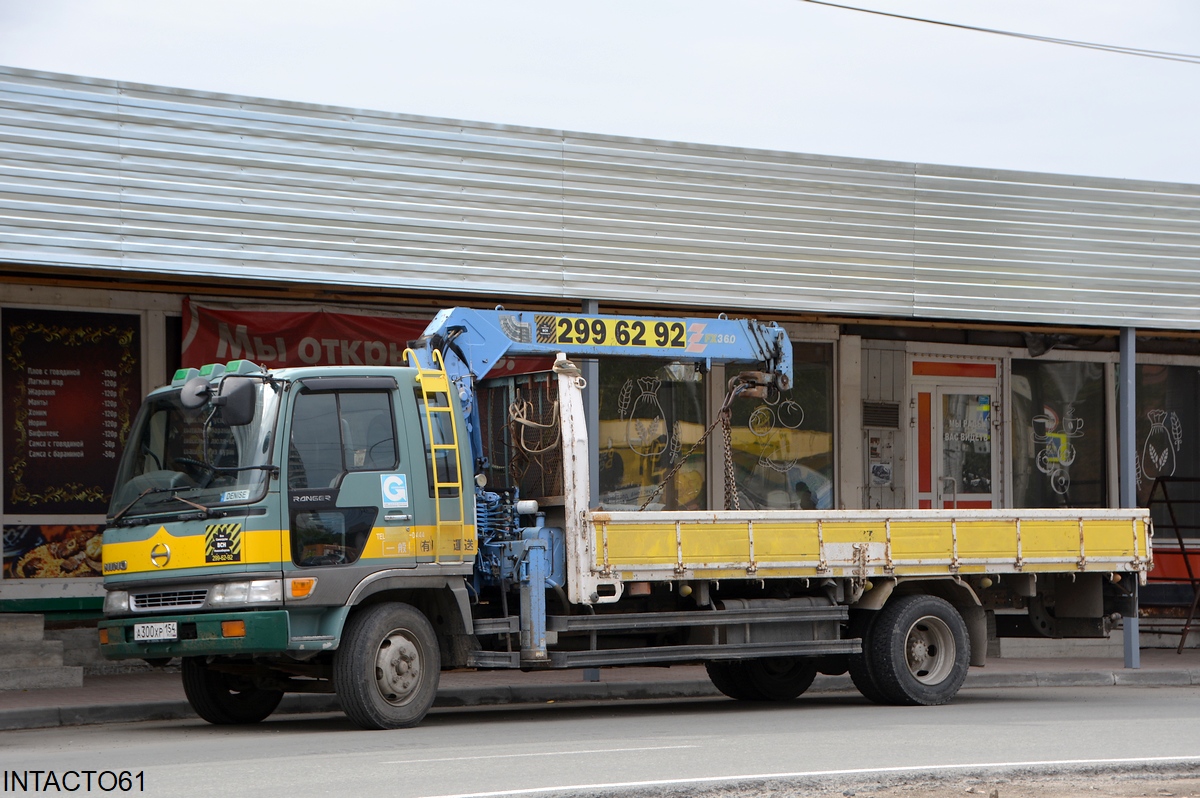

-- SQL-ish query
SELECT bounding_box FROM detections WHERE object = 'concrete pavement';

[4,648,1200,731]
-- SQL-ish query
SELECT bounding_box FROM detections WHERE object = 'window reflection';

[597,359,706,510]
[728,345,834,510]
[1012,360,1106,508]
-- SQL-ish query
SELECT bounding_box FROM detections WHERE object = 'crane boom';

[408,307,793,475]
[410,307,792,389]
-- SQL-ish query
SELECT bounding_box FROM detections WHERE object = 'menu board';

[2,308,141,517]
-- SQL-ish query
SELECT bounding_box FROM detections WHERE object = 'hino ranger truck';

[99,308,1153,729]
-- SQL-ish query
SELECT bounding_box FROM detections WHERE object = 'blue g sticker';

[381,474,409,508]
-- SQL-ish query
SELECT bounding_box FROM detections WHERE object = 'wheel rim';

[374,628,423,706]
[904,615,955,685]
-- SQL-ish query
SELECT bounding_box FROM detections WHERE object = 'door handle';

[384,513,412,523]
[941,476,958,509]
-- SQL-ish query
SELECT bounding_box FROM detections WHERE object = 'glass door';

[909,358,1002,509]
[935,389,997,508]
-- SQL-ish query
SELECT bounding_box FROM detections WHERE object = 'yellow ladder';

[405,348,467,564]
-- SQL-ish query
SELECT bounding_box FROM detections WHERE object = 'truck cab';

[101,359,476,727]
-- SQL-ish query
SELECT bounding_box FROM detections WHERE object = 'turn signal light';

[289,578,317,599]
[98,628,109,645]
[221,620,246,638]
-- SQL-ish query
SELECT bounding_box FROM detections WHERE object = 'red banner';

[181,300,431,369]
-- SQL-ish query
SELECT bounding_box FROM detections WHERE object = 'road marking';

[385,744,698,765]
[418,754,1200,798]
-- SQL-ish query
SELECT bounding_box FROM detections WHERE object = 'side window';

[292,508,377,567]
[414,390,460,497]
[288,391,397,489]
[289,392,341,489]
[341,392,398,472]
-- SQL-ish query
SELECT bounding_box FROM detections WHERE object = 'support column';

[581,300,600,507]
[837,335,863,509]
[1120,326,1140,669]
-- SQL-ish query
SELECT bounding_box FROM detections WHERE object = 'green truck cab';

[100,358,476,728]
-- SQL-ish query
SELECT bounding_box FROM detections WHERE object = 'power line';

[798,0,1200,65]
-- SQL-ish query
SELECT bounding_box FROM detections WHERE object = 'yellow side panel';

[1021,520,1078,559]
[889,521,953,562]
[680,523,751,563]
[755,523,821,562]
[956,521,1019,559]
[600,523,676,566]
[1078,519,1142,557]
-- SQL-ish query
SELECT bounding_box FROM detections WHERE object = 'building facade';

[1,66,1198,623]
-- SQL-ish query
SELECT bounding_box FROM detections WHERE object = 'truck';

[98,307,1153,729]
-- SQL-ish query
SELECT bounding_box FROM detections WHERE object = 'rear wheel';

[334,602,440,730]
[742,657,818,701]
[847,610,889,704]
[181,657,283,725]
[868,594,970,706]
[705,660,759,700]
[705,657,817,701]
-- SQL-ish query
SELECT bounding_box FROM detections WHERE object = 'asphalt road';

[3,686,1200,798]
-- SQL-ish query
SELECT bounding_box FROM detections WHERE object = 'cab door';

[283,377,416,590]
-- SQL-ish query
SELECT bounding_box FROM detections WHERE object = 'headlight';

[103,590,130,615]
[208,579,282,606]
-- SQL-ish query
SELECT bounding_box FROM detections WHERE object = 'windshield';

[108,378,282,520]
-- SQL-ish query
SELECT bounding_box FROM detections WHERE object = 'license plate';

[133,622,178,642]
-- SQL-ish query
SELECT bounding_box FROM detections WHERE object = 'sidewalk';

[4,649,1200,731]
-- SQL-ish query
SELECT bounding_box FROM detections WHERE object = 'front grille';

[131,589,208,611]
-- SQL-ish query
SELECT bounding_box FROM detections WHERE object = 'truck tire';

[868,594,970,706]
[743,657,818,701]
[847,610,889,704]
[705,657,817,701]
[705,661,760,700]
[181,657,283,725]
[334,602,440,730]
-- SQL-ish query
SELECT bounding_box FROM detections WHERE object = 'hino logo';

[149,543,171,568]
[103,560,127,573]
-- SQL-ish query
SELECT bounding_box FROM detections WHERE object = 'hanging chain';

[722,413,741,511]
[638,385,747,512]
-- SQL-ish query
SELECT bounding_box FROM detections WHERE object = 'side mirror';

[215,377,257,427]
[179,376,212,410]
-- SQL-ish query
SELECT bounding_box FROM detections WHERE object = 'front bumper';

[99,610,290,659]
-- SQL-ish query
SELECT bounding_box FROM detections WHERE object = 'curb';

[3,669,1199,732]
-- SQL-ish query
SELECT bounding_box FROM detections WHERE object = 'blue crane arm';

[408,307,793,472]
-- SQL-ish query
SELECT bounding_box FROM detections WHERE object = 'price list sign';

[2,309,141,515]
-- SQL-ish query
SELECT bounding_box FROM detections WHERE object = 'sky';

[0,0,1198,184]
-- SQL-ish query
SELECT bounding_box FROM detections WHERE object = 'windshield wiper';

[109,487,211,524]
[171,494,209,512]
[109,486,182,523]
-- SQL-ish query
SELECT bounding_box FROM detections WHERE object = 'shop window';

[728,344,835,510]
[1011,360,1107,508]
[1136,364,1200,538]
[597,359,706,510]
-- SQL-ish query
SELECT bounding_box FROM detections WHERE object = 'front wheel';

[181,657,283,725]
[867,594,970,706]
[334,602,440,730]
